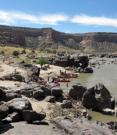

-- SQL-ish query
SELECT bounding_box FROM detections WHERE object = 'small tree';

[36,58,48,68]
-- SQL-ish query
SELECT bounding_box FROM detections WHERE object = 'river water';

[79,64,117,98]
[80,63,117,122]
[62,62,117,122]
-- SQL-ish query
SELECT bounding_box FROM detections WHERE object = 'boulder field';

[0,62,115,135]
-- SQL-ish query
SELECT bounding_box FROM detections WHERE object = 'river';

[62,62,117,122]
[79,64,117,98]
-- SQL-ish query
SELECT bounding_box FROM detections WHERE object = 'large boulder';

[0,103,9,119]
[7,98,32,113]
[20,84,51,100]
[8,112,21,122]
[51,87,63,97]
[78,56,89,69]
[82,83,112,111]
[2,112,21,123]
[5,92,21,101]
[41,86,51,96]
[33,89,45,100]
[52,55,89,68]
[0,87,21,102]
[53,58,68,67]
[69,84,87,100]
[19,84,36,97]
[22,110,46,123]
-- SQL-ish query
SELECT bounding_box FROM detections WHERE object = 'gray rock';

[51,55,89,69]
[2,117,12,124]
[22,110,46,123]
[0,73,25,82]
[78,56,89,69]
[0,121,64,135]
[82,83,112,111]
[6,92,21,101]
[33,89,45,100]
[51,87,63,97]
[69,84,87,100]
[41,86,51,96]
[20,84,51,99]
[8,112,21,122]
[7,98,32,113]
[0,103,9,119]
[53,116,113,135]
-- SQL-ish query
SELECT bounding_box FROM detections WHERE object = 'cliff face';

[0,25,117,53]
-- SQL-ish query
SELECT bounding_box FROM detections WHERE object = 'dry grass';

[0,46,55,64]
[0,46,25,55]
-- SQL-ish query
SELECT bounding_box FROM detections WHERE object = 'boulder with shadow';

[22,110,46,123]
[69,83,87,100]
[7,98,32,113]
[0,103,9,119]
[82,83,113,112]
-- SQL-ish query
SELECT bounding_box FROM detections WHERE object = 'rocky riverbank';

[0,54,117,135]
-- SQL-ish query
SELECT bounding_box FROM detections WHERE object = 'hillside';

[0,25,117,53]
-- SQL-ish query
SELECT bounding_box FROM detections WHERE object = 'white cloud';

[72,14,117,27]
[0,10,68,25]
[0,10,117,28]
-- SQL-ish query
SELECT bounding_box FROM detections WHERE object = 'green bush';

[35,58,48,68]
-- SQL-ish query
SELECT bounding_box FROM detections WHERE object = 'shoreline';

[0,55,117,135]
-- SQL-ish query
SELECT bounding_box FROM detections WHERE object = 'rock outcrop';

[22,110,46,123]
[69,84,87,100]
[82,83,113,111]
[7,98,32,113]
[0,72,25,82]
[53,116,113,135]
[50,55,89,68]
[0,25,117,53]
[0,103,9,119]
[0,86,21,102]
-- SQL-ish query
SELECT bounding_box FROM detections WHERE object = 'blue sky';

[0,0,117,33]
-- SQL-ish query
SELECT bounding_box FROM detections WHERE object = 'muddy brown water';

[61,63,117,122]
